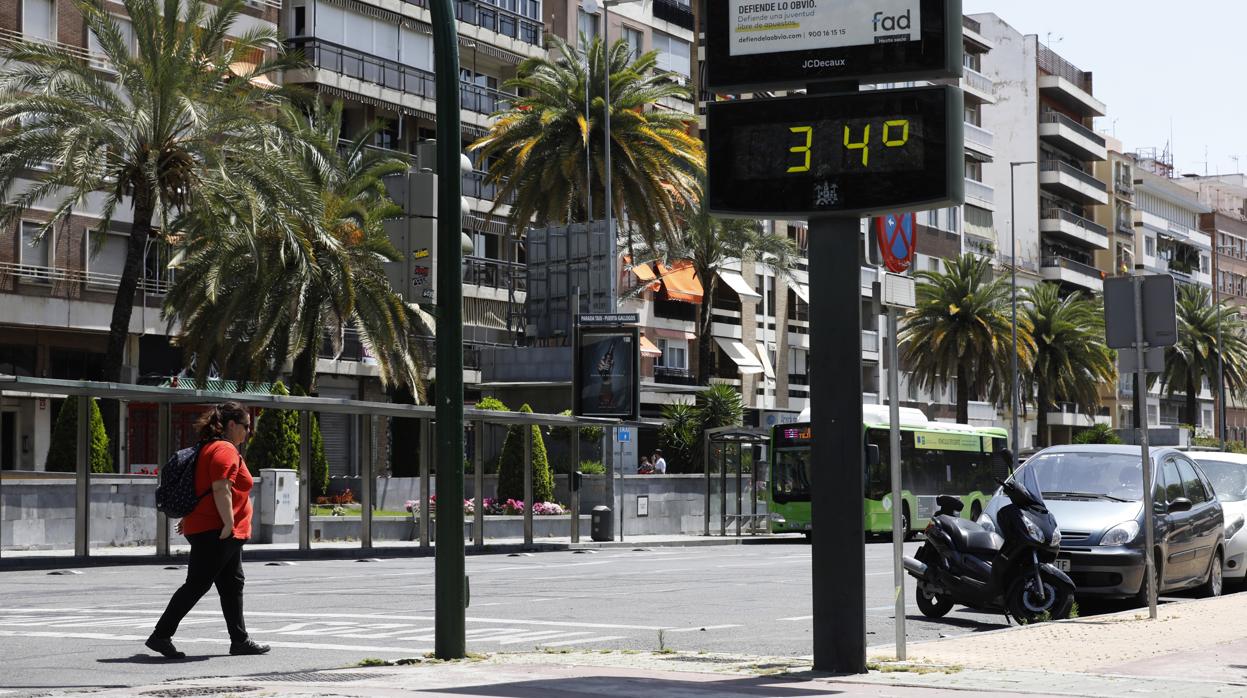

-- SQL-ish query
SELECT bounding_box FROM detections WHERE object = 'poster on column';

[573,327,640,420]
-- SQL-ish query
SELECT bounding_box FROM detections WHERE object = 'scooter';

[902,468,1075,624]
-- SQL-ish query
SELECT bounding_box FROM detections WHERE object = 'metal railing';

[962,66,994,95]
[861,330,879,354]
[962,16,981,34]
[462,170,516,204]
[288,38,514,116]
[1040,160,1108,193]
[0,27,104,63]
[463,255,525,291]
[653,365,695,385]
[1041,207,1108,239]
[0,261,172,294]
[1040,111,1106,147]
[653,0,695,30]
[1037,43,1092,91]
[397,0,543,46]
[1041,255,1103,280]
[963,122,994,150]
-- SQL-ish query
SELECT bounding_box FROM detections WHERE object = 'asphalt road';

[0,540,1175,694]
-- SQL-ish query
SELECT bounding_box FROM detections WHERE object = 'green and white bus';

[769,404,1009,537]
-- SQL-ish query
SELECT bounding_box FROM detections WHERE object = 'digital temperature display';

[707,85,964,217]
[731,115,926,180]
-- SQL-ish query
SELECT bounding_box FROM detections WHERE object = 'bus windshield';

[772,449,811,503]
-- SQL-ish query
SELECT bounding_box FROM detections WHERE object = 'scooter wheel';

[915,584,954,618]
[1007,570,1073,624]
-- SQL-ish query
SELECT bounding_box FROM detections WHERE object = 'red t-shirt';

[181,440,254,540]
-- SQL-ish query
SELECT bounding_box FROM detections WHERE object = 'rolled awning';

[791,282,810,303]
[228,61,278,90]
[638,335,662,357]
[713,337,764,375]
[718,270,762,300]
[755,342,776,379]
[627,258,661,291]
[656,260,703,304]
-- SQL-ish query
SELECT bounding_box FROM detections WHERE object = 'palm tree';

[900,254,1034,424]
[165,102,428,397]
[0,0,310,382]
[1157,284,1247,427]
[469,34,705,247]
[1020,284,1115,447]
[634,196,797,385]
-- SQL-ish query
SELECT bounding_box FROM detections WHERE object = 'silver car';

[981,445,1225,600]
[1186,452,1247,586]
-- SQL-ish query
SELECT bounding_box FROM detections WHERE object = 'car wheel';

[915,584,954,618]
[1198,548,1224,598]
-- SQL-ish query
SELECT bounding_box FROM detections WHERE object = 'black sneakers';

[229,638,271,656]
[145,636,185,659]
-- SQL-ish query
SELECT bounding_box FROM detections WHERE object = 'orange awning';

[626,257,661,291]
[638,335,663,357]
[229,61,278,90]
[656,260,703,304]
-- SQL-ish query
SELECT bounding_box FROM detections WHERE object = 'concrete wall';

[1,476,157,550]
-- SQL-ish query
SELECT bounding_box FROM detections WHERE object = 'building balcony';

[462,255,525,293]
[965,177,995,210]
[861,330,879,356]
[960,67,996,104]
[1039,160,1109,206]
[462,170,516,205]
[1040,255,1104,292]
[1037,74,1106,118]
[860,265,877,297]
[286,38,514,117]
[961,16,995,52]
[653,365,696,386]
[1046,402,1112,428]
[1039,112,1107,161]
[1136,210,1212,249]
[652,0,695,31]
[963,122,994,161]
[398,0,543,47]
[1040,208,1109,250]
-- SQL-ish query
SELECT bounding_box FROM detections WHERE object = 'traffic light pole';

[430,0,466,660]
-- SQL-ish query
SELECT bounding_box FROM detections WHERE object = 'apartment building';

[1182,174,1247,444]
[0,0,281,471]
[1091,139,1137,430]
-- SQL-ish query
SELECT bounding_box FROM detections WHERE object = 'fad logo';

[872,9,912,33]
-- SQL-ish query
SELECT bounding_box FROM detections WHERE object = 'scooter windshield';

[1007,463,1047,509]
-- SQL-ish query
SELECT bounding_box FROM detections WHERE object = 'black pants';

[153,529,249,643]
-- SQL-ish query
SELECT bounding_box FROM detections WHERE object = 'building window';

[85,229,129,284]
[652,31,691,77]
[23,0,56,41]
[20,221,51,270]
[292,4,306,36]
[620,25,643,60]
[962,51,980,73]
[577,9,598,43]
[656,338,688,370]
[1145,236,1156,257]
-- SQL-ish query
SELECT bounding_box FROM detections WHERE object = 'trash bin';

[591,505,614,542]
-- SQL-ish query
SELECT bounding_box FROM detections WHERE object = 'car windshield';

[1016,451,1146,502]
[1191,459,1247,502]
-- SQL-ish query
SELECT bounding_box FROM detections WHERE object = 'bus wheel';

[900,505,912,541]
[970,501,982,522]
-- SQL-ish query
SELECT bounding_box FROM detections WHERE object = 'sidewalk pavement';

[0,533,791,570]
[56,592,1247,698]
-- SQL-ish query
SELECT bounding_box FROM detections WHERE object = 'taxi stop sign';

[875,213,916,273]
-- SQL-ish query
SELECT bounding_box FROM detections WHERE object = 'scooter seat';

[935,515,1004,554]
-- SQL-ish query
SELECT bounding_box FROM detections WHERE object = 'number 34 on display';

[786,120,911,172]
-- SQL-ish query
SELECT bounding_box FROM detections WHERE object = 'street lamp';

[1216,243,1234,450]
[1009,161,1036,460]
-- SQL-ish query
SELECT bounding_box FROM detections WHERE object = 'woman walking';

[146,401,269,658]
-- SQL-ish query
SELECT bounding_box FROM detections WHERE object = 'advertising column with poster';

[573,314,640,420]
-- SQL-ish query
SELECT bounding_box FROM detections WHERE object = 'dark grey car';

[981,445,1225,600]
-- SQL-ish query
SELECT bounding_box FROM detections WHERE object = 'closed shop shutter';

[318,389,356,477]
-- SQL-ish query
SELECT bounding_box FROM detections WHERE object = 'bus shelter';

[702,426,770,537]
[0,374,619,562]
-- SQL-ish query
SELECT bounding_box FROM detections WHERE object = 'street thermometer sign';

[707,86,962,217]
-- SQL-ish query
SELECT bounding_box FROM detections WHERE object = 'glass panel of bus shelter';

[369,412,422,550]
[88,396,151,555]
[0,391,74,558]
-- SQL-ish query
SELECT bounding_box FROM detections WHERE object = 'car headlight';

[1022,515,1045,543]
[1227,515,1245,540]
[976,513,996,534]
[1051,526,1062,547]
[1100,520,1141,547]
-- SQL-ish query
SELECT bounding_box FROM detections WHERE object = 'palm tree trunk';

[292,316,321,396]
[1187,372,1200,430]
[1037,384,1049,448]
[695,271,716,386]
[956,359,970,424]
[101,185,156,383]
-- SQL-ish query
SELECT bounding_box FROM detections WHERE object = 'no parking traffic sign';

[875,213,916,273]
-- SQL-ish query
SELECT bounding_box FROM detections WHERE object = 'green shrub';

[1072,423,1122,445]
[496,404,554,502]
[245,382,328,496]
[475,396,508,412]
[577,460,606,474]
[659,402,698,473]
[44,396,113,473]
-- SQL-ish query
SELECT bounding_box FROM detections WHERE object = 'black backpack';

[155,443,212,518]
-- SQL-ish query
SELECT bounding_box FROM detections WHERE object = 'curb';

[0,535,794,571]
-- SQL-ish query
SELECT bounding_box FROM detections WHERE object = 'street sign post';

[1103,274,1177,622]
[705,0,962,674]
